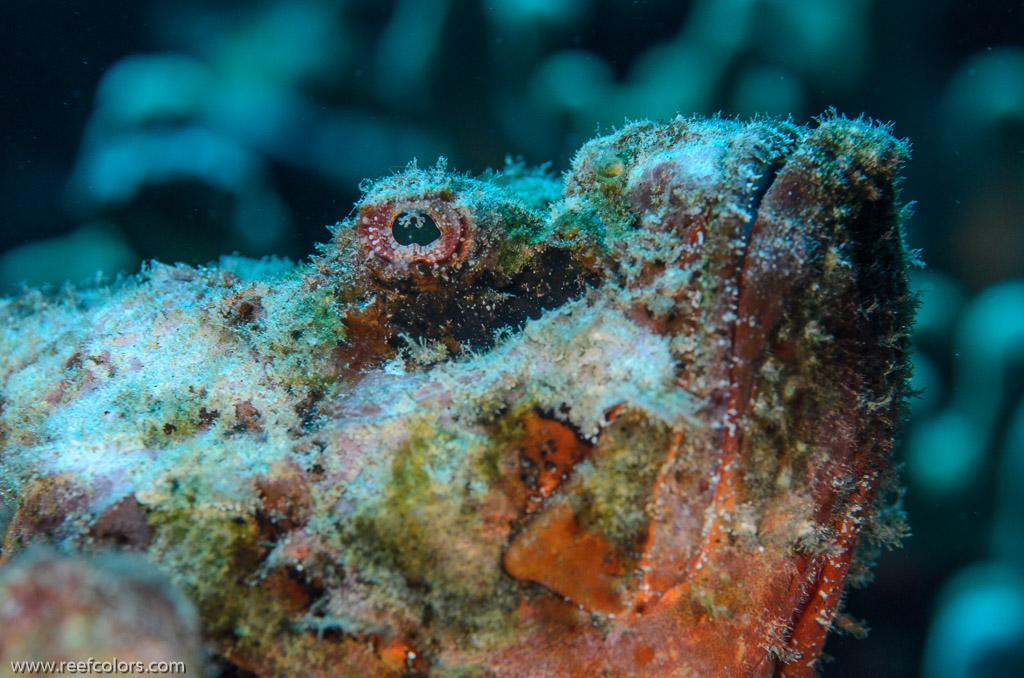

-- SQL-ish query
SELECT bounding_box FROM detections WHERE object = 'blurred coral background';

[2,1,1023,676]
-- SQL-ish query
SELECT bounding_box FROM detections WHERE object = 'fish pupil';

[392,210,441,247]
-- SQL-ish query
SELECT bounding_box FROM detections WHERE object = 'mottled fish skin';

[0,114,913,677]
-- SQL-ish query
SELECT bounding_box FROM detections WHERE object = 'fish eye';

[357,196,465,269]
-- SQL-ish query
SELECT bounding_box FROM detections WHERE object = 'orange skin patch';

[518,412,593,509]
[504,499,625,613]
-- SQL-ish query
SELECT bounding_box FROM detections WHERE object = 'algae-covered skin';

[0,114,913,677]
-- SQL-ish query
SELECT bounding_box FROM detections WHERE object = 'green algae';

[575,410,671,551]
[342,422,521,642]
[145,504,360,678]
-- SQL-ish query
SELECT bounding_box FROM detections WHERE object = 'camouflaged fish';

[0,113,914,678]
